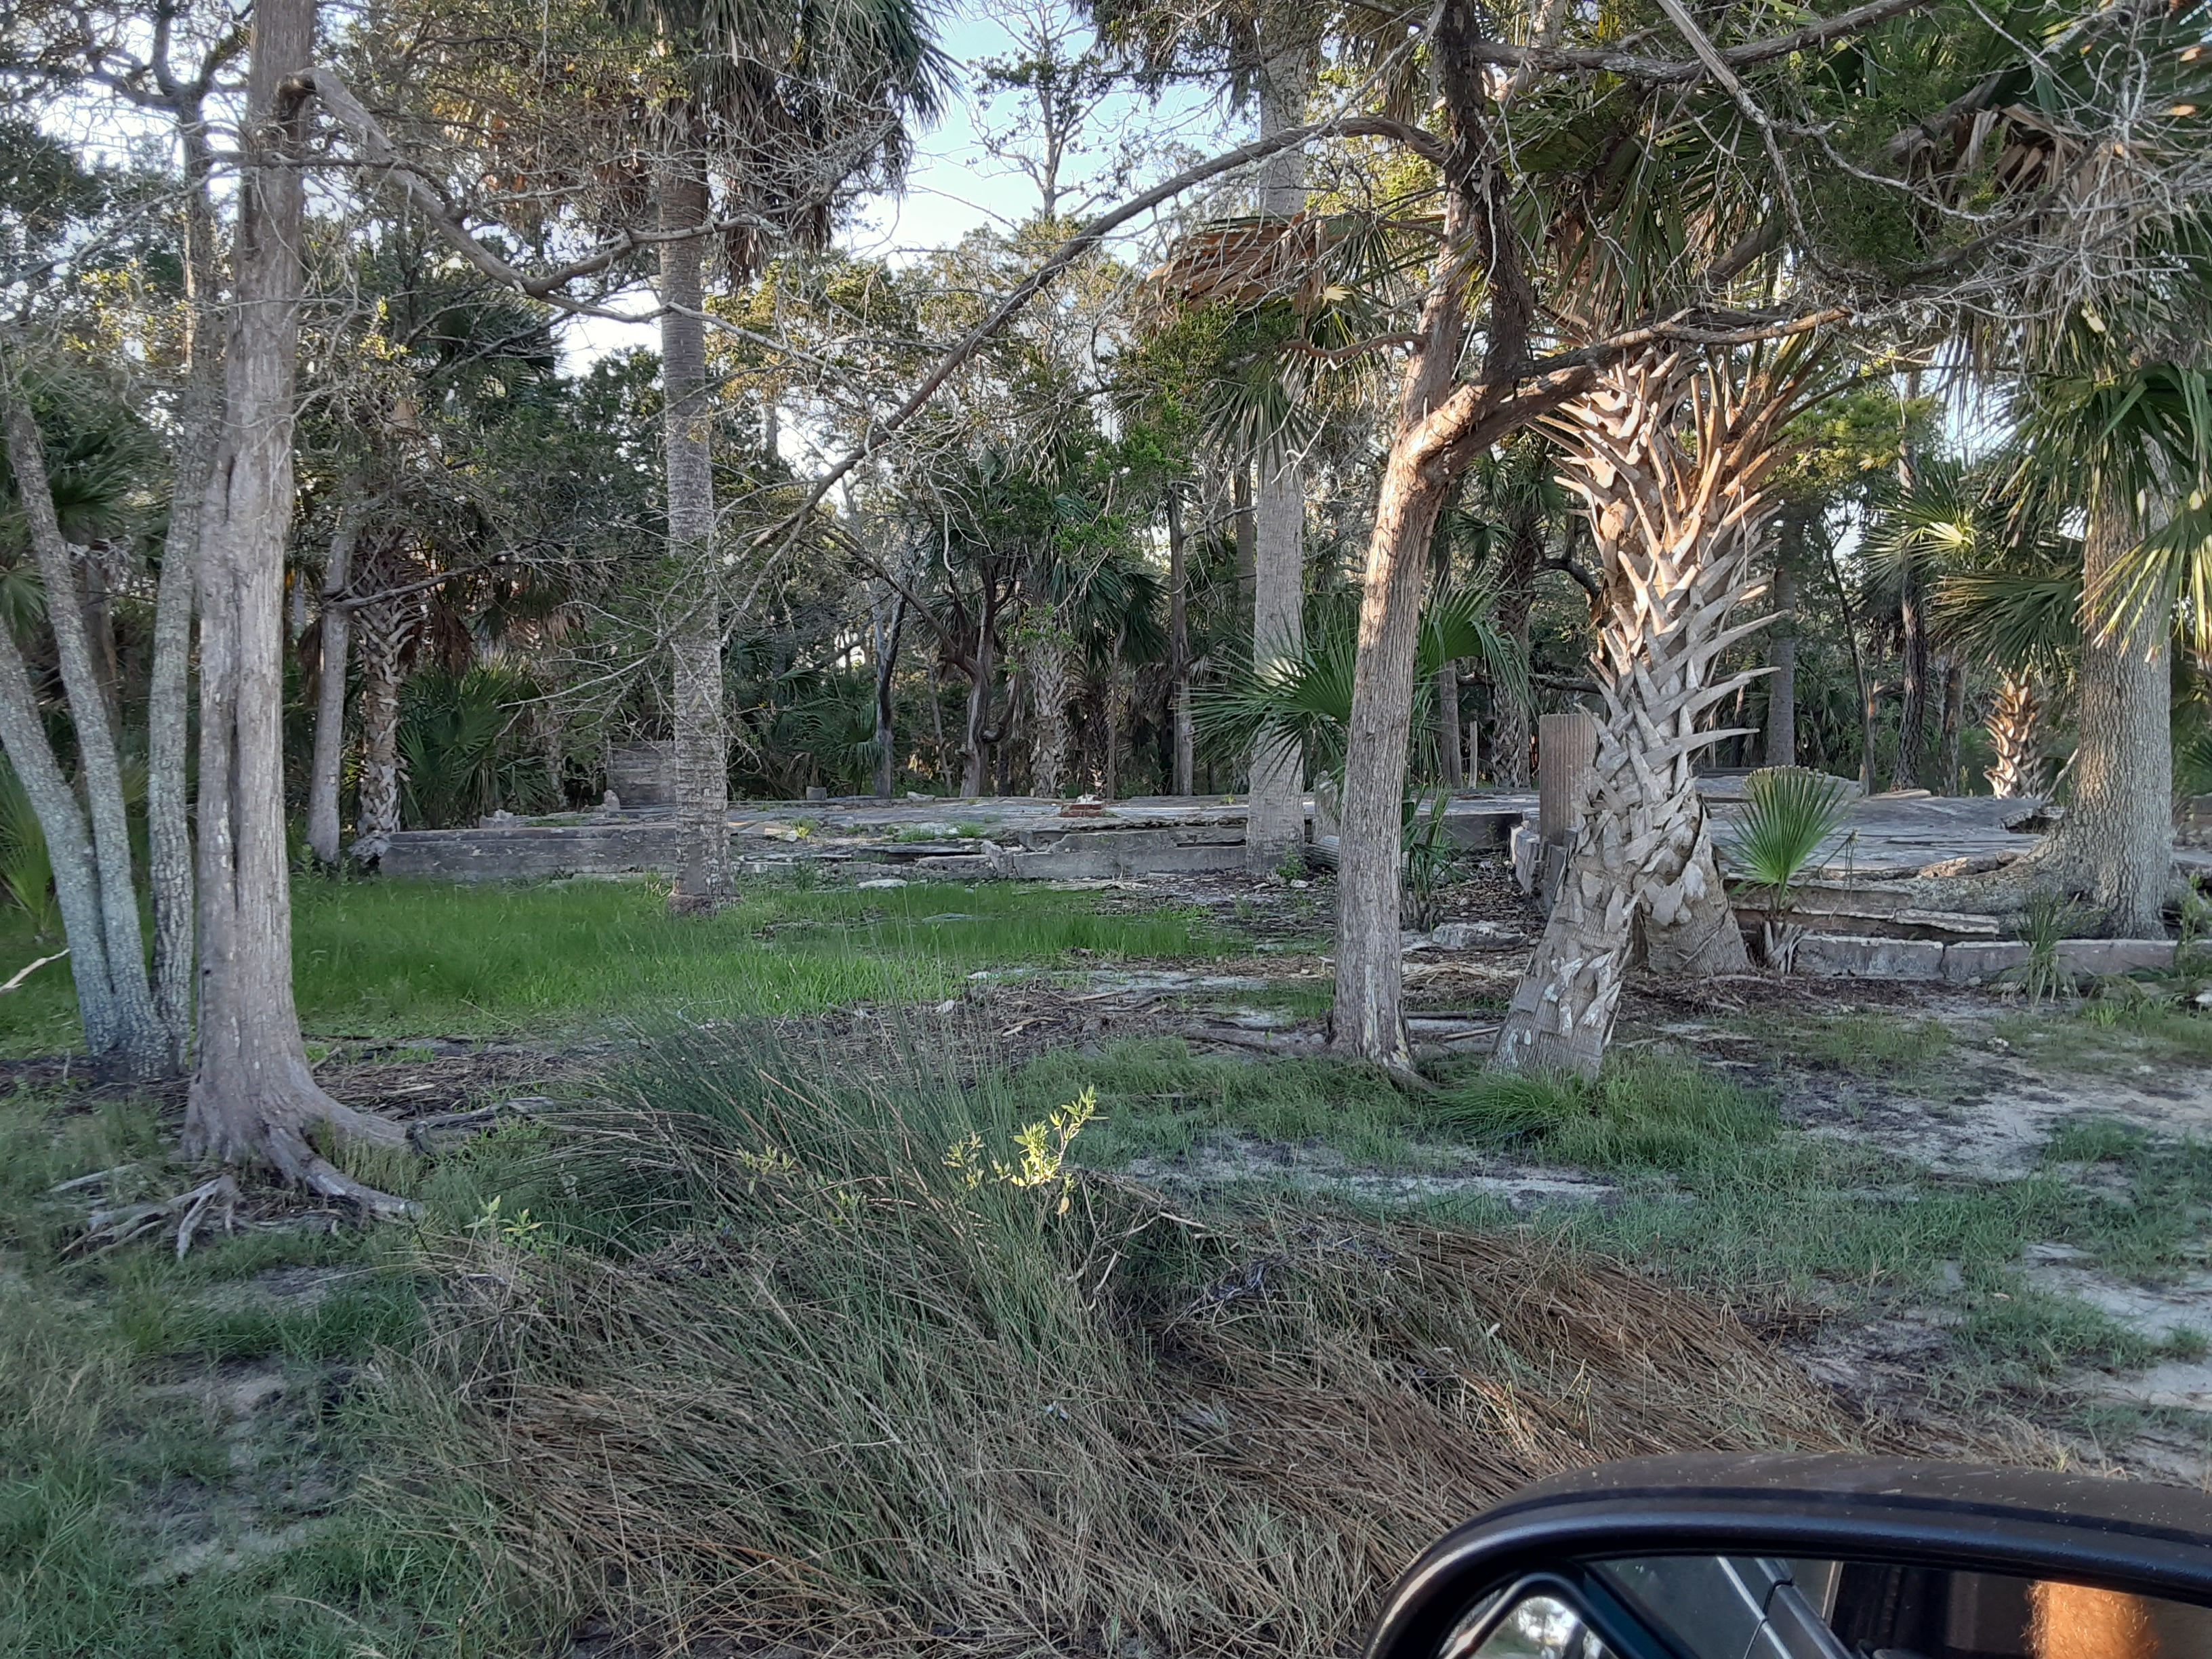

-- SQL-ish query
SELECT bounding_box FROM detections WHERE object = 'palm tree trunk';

[1892,574,1928,788]
[873,590,905,800]
[350,573,415,861]
[1,400,168,1077]
[1244,50,1310,871]
[1497,351,1789,1078]
[1027,618,1070,798]
[2013,495,2173,933]
[1167,485,1194,794]
[306,497,363,865]
[1232,461,1255,624]
[656,153,731,914]
[1492,506,1540,787]
[186,0,412,1210]
[1986,669,2046,798]
[1936,655,1966,794]
[1764,559,1797,767]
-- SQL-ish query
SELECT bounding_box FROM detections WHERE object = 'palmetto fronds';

[1726,766,1852,911]
[398,666,558,829]
[1194,583,1521,781]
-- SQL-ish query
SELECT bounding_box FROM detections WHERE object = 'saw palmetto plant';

[1193,583,1523,786]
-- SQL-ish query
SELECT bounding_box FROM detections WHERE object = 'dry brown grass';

[378,1031,1864,1659]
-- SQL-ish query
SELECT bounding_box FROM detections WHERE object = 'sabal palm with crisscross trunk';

[1495,345,1820,1078]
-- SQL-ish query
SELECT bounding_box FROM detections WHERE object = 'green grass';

[1761,1012,1954,1076]
[1019,1038,1428,1166]
[0,1090,499,1658]
[1434,1051,1778,1171]
[1994,999,2212,1076]
[0,877,1233,1050]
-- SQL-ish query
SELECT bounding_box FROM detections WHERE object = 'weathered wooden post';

[1518,710,1597,910]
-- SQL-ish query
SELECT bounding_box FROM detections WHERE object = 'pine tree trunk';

[1986,669,2046,798]
[1496,350,1797,1077]
[657,154,731,914]
[1,401,169,1077]
[1765,560,1797,768]
[2011,497,2173,933]
[186,0,413,1209]
[305,499,362,865]
[1243,52,1310,872]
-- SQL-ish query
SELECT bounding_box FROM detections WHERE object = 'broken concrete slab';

[1793,934,1946,979]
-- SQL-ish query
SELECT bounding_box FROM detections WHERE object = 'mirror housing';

[1368,1455,2212,1659]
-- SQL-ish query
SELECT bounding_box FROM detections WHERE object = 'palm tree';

[1495,344,1822,1078]
[617,0,941,908]
[1993,358,2211,934]
[1864,455,1986,793]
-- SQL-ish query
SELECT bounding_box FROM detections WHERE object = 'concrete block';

[2057,938,2176,975]
[1941,940,2030,984]
[1793,933,1945,979]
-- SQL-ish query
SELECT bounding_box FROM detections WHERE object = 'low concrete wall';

[377,817,1252,883]
[1792,933,2175,983]
[379,820,683,880]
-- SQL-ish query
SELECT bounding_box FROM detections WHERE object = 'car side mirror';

[1366,1456,2212,1659]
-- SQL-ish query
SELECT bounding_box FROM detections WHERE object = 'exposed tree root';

[1887,845,2190,932]
[77,1174,241,1259]
[185,1068,422,1221]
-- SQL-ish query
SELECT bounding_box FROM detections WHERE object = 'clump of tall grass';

[382,1026,1853,1658]
[2010,890,2084,1007]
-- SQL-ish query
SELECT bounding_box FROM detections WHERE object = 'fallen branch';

[0,948,66,995]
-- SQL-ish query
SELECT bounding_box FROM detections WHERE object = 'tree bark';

[1027,616,1071,798]
[1891,568,1928,789]
[1232,461,1255,621]
[348,544,414,860]
[305,498,363,865]
[1,399,169,1077]
[1243,51,1311,872]
[2007,495,2173,933]
[0,574,127,1058]
[1492,504,1541,787]
[873,589,905,800]
[186,0,413,1210]
[1764,558,1797,768]
[1986,668,2046,798]
[1497,350,1796,1078]
[1167,485,1194,795]
[657,154,731,914]
[1936,655,1965,794]
[961,609,998,798]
